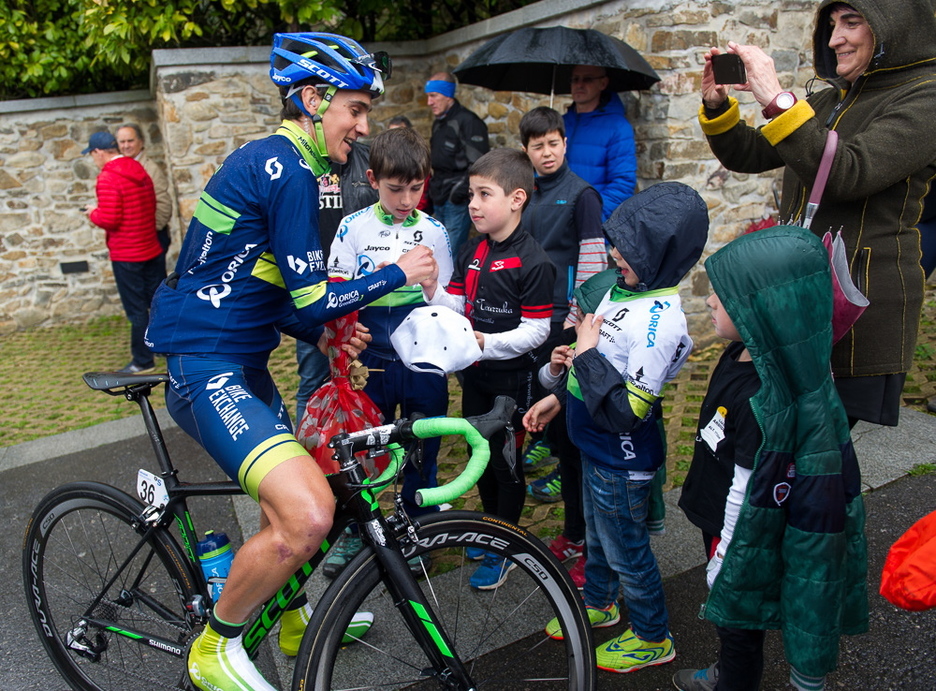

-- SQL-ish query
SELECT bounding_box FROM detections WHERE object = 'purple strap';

[809,130,839,207]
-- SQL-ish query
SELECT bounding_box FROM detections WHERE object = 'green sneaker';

[528,469,562,503]
[522,440,558,471]
[279,603,312,656]
[545,601,620,640]
[322,527,364,579]
[595,628,675,673]
[188,623,276,691]
[279,603,374,655]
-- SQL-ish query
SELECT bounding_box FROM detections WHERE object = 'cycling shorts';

[166,355,308,501]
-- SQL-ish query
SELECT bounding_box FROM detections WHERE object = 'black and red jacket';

[446,228,555,371]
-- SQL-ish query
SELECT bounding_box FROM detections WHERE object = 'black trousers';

[111,256,165,368]
[462,365,533,525]
[702,533,766,690]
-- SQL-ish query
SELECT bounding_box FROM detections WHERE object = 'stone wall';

[0,95,174,333]
[0,0,820,341]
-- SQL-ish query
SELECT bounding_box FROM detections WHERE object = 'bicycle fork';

[333,457,476,690]
[360,515,477,690]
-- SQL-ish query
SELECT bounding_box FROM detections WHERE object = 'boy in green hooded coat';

[675,226,868,691]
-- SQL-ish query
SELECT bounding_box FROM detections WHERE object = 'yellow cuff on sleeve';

[699,97,741,136]
[760,99,815,146]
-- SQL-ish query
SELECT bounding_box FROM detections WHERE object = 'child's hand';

[474,331,485,351]
[574,313,603,353]
[562,304,583,330]
[419,258,440,298]
[523,394,562,432]
[342,322,372,359]
[548,345,574,376]
[395,244,435,286]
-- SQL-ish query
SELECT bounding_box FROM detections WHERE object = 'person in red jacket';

[82,130,165,373]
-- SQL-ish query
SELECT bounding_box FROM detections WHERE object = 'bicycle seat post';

[127,384,178,485]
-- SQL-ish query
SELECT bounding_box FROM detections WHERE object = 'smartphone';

[711,53,747,85]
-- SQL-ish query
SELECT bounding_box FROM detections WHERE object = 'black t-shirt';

[678,341,762,537]
[317,168,345,256]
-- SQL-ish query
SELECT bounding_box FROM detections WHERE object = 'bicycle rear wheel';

[293,510,595,690]
[23,482,199,691]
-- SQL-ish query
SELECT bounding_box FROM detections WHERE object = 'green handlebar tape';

[411,418,490,506]
[372,444,406,486]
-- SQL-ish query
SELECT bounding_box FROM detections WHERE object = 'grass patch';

[908,463,936,476]
[536,525,562,541]
[916,343,936,361]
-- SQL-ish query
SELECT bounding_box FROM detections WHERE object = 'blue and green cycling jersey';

[146,121,406,369]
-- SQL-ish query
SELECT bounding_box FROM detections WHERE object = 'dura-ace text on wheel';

[294,511,596,690]
[23,482,198,691]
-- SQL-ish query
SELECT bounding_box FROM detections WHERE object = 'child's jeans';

[581,455,669,643]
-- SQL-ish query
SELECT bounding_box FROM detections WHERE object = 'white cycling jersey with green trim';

[568,285,692,412]
[328,203,454,359]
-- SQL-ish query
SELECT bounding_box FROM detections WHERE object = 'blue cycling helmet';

[271,32,389,96]
[271,32,390,158]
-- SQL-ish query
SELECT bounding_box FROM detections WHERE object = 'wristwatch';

[762,91,797,119]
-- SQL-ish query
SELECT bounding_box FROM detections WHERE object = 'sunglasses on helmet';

[351,51,392,79]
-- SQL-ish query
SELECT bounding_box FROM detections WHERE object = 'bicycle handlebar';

[331,396,516,507]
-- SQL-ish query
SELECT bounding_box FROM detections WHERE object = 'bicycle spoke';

[296,512,594,690]
[25,485,198,691]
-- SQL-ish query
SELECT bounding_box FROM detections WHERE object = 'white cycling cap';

[390,305,482,376]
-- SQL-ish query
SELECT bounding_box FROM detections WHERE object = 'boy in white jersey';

[524,182,708,674]
[325,126,454,575]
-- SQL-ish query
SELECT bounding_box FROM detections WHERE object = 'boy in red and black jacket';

[421,147,556,590]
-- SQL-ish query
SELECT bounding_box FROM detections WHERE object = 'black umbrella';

[453,26,660,99]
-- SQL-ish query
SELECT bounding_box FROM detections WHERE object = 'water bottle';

[196,530,233,602]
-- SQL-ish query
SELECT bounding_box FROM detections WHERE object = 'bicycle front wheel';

[23,482,199,691]
[294,510,595,690]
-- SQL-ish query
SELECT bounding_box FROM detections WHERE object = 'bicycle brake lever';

[403,438,425,473]
[503,421,519,482]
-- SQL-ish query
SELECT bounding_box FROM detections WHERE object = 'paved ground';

[3,402,936,689]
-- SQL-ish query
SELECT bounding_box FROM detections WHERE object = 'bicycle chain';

[78,596,197,690]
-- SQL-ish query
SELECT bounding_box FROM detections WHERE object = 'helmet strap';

[287,85,336,159]
[310,86,337,159]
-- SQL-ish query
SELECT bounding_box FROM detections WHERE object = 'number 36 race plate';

[137,469,169,509]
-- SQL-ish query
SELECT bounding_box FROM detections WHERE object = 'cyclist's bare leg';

[214,454,334,624]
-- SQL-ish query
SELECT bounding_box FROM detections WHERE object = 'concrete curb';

[0,407,178,474]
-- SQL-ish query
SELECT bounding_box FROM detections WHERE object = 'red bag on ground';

[296,312,387,476]
[880,509,936,611]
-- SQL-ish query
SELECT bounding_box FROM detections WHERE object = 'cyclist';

[145,32,435,691]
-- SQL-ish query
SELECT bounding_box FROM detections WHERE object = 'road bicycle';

[23,370,595,690]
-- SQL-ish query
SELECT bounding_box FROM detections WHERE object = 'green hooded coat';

[703,226,868,677]
[701,0,936,378]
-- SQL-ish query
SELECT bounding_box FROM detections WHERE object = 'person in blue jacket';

[145,33,435,691]
[563,65,638,221]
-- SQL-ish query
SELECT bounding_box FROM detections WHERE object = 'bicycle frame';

[90,376,479,684]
